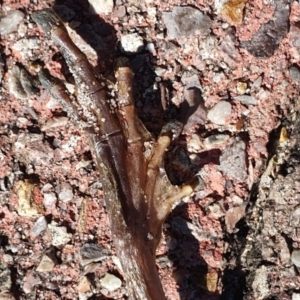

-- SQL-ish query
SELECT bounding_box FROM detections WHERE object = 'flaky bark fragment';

[32,9,203,299]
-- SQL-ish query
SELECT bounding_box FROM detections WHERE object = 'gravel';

[207,101,232,125]
[100,273,122,291]
[219,138,247,182]
[88,0,114,14]
[58,182,74,203]
[0,10,24,35]
[291,250,300,268]
[162,6,212,39]
[30,216,48,237]
[36,255,55,272]
[1,0,299,299]
[234,95,258,106]
[80,243,109,266]
[120,33,144,54]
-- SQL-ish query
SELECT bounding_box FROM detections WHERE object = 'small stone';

[53,148,66,161]
[42,183,53,192]
[100,273,122,291]
[3,254,13,264]
[77,276,91,293]
[290,24,300,48]
[180,91,207,132]
[208,203,225,218]
[187,134,202,153]
[225,205,246,233]
[172,268,185,285]
[277,235,290,264]
[36,255,55,272]
[15,133,54,166]
[236,82,247,94]
[58,183,73,203]
[80,243,109,266]
[230,195,244,206]
[9,64,38,99]
[43,192,57,209]
[16,181,43,218]
[112,256,123,272]
[0,268,12,291]
[52,139,61,148]
[251,265,269,299]
[48,223,72,248]
[120,33,144,54]
[251,76,262,90]
[41,116,69,131]
[290,66,300,83]
[30,216,47,237]
[219,33,239,68]
[221,0,247,23]
[0,10,24,35]
[23,270,41,294]
[292,293,300,300]
[75,160,92,170]
[234,95,257,106]
[146,42,155,54]
[113,5,126,18]
[205,271,218,292]
[155,67,167,77]
[204,134,230,149]
[207,101,232,125]
[241,0,290,58]
[82,262,102,275]
[180,73,207,132]
[13,38,40,58]
[88,0,114,14]
[181,73,201,90]
[291,250,300,267]
[162,6,212,39]
[219,138,247,182]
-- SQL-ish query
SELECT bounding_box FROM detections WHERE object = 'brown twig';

[32,8,203,299]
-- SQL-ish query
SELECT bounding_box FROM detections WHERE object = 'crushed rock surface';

[0,0,299,299]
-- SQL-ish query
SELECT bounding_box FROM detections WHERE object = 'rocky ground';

[1,0,300,299]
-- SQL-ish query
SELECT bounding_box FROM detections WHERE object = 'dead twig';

[32,8,203,299]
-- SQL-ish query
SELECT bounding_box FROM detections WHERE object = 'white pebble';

[58,183,73,203]
[30,216,47,237]
[49,223,72,247]
[0,10,24,35]
[146,42,155,54]
[100,273,122,291]
[234,95,257,106]
[120,33,144,54]
[293,293,300,300]
[207,101,232,125]
[88,0,114,14]
[291,250,300,267]
[43,192,57,208]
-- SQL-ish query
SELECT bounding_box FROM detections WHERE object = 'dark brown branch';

[32,8,204,299]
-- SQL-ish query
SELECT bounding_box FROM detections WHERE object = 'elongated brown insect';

[32,9,203,299]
